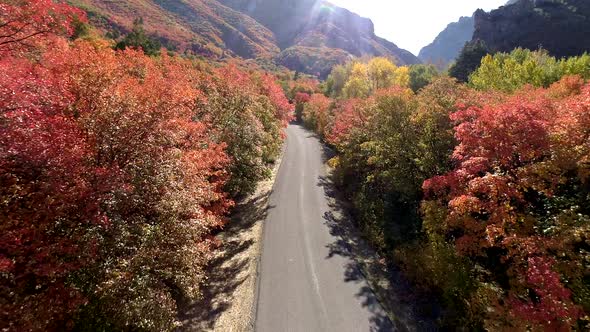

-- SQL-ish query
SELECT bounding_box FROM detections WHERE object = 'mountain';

[70,0,419,77]
[418,0,572,69]
[418,16,474,68]
[70,0,281,59]
[220,0,419,76]
[473,0,590,57]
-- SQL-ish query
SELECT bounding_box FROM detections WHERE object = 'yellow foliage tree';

[333,57,411,98]
[394,66,410,88]
[367,57,398,90]
[343,62,371,98]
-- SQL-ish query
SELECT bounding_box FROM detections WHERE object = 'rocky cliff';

[418,16,474,68]
[473,0,590,57]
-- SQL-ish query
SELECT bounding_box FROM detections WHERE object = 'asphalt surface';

[255,124,394,332]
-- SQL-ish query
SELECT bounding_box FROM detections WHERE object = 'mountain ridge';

[418,16,474,68]
[70,0,419,77]
[473,0,590,58]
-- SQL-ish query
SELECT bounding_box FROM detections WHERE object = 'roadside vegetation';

[0,1,290,330]
[296,53,590,329]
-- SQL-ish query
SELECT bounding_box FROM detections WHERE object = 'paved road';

[255,124,393,332]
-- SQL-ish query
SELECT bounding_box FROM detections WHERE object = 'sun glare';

[327,0,508,54]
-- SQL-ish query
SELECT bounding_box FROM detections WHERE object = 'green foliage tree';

[393,66,410,88]
[408,64,440,92]
[469,48,590,92]
[195,66,288,197]
[413,77,466,177]
[328,78,464,251]
[335,88,420,249]
[325,63,350,97]
[115,18,161,56]
[307,53,590,329]
[330,58,410,99]
[343,62,371,98]
[367,57,398,90]
[71,16,91,39]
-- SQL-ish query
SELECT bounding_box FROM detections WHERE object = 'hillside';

[69,0,280,59]
[69,0,419,77]
[473,0,590,57]
[418,16,474,69]
[221,0,419,76]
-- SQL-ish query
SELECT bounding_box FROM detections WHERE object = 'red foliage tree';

[1,1,292,329]
[0,12,237,330]
[0,0,85,55]
[294,91,311,104]
[302,93,332,136]
[326,98,365,147]
[509,256,582,327]
[422,79,590,328]
[213,63,292,126]
[294,91,310,122]
[257,73,293,126]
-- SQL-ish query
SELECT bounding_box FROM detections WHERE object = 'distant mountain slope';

[418,16,474,68]
[218,0,318,48]
[70,0,419,77]
[221,1,418,57]
[418,0,556,69]
[473,0,590,57]
[69,0,280,59]
[220,0,419,76]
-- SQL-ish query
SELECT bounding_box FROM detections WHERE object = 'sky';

[327,0,508,55]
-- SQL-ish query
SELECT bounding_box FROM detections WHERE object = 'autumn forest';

[1,0,589,331]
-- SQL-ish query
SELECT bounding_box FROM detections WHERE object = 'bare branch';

[0,29,50,47]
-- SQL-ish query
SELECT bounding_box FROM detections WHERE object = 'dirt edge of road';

[179,147,285,332]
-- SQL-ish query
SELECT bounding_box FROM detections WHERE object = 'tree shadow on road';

[317,145,440,332]
[177,190,275,331]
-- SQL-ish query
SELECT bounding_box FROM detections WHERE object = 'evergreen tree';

[115,18,161,56]
[449,39,490,82]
